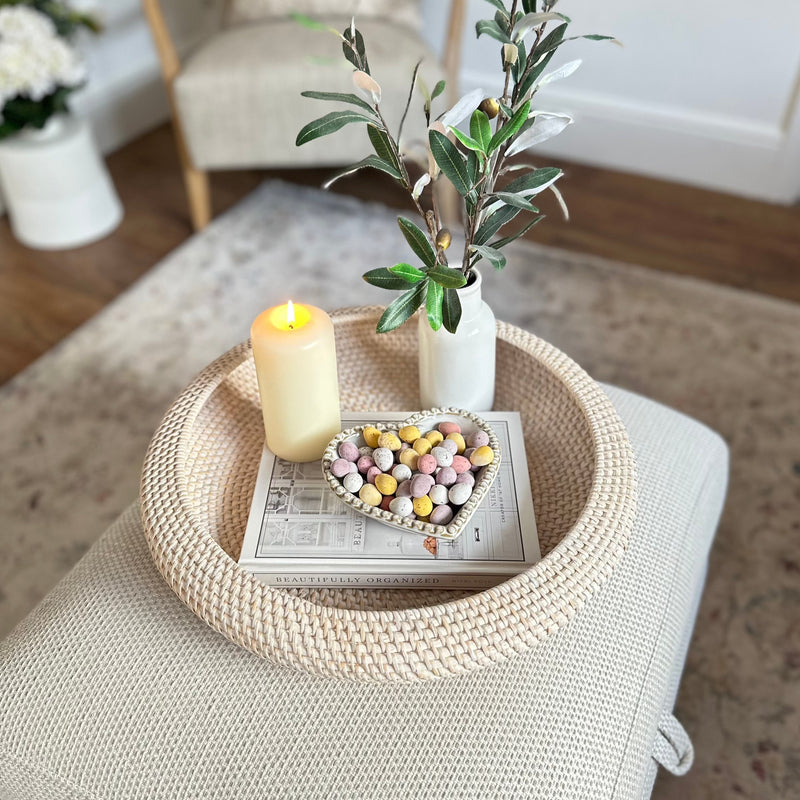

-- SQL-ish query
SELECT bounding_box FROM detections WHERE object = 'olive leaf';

[300,91,377,116]
[429,129,472,195]
[470,244,507,270]
[491,192,540,212]
[322,155,400,189]
[296,110,374,146]
[487,99,530,153]
[439,88,485,128]
[389,263,426,283]
[475,19,512,43]
[397,217,437,268]
[342,25,369,73]
[427,264,468,289]
[469,109,492,152]
[441,288,462,334]
[489,214,544,249]
[426,280,444,331]
[376,280,428,333]
[505,113,573,156]
[449,126,484,154]
[431,80,446,100]
[367,125,400,171]
[473,204,521,245]
[363,268,417,290]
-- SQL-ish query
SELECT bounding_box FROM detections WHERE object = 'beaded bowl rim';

[321,408,502,541]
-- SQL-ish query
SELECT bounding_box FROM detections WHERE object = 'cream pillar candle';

[251,302,341,463]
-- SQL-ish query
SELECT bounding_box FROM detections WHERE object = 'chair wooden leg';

[183,165,211,231]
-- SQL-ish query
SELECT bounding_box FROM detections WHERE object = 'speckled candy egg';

[337,441,359,462]
[410,473,435,498]
[431,446,453,469]
[372,447,395,472]
[417,454,437,475]
[439,438,458,455]
[448,482,473,506]
[467,430,490,449]
[343,472,364,493]
[430,505,454,525]
[438,421,461,436]
[392,463,412,482]
[428,484,449,506]
[435,466,457,487]
[389,496,413,517]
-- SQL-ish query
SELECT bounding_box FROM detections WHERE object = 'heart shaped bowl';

[321,408,501,541]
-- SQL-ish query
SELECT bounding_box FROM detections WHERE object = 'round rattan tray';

[140,307,637,683]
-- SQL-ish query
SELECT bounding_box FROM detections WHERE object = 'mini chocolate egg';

[435,466,457,487]
[366,466,382,484]
[429,484,449,505]
[396,479,413,498]
[448,482,473,506]
[331,458,352,478]
[358,445,374,458]
[455,471,475,487]
[343,472,364,493]
[399,449,419,470]
[467,430,490,449]
[470,445,495,467]
[413,495,433,517]
[445,432,466,454]
[338,441,359,462]
[359,484,382,506]
[410,473,435,498]
[375,474,398,496]
[430,505,454,525]
[362,426,381,448]
[431,446,453,469]
[424,430,444,446]
[451,455,471,474]
[399,425,421,443]
[357,455,375,474]
[392,463,412,482]
[440,438,458,455]
[389,496,414,517]
[417,453,437,475]
[372,447,395,472]
[438,421,461,436]
[412,437,432,456]
[379,495,393,511]
[378,432,402,451]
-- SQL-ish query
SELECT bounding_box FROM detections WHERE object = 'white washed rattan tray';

[140,306,637,683]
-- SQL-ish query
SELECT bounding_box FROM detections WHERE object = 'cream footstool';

[0,384,727,799]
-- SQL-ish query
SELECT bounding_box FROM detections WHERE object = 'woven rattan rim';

[140,307,637,683]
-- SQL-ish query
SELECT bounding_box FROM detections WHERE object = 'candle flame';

[287,300,295,330]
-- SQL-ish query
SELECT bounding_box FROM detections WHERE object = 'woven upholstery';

[140,308,637,682]
[0,386,729,799]
[174,17,441,169]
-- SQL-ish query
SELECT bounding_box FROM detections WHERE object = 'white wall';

[423,0,800,203]
[73,0,800,203]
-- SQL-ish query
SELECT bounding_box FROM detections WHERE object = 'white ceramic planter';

[418,269,496,411]
[0,114,122,250]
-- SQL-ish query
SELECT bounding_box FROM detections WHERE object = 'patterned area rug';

[1,181,798,798]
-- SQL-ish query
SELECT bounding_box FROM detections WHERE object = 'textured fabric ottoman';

[0,386,728,800]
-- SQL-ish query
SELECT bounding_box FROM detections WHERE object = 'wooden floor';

[1,122,798,385]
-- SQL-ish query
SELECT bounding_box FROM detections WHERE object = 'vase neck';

[458,270,484,317]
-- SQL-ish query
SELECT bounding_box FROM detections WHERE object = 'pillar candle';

[251,302,341,463]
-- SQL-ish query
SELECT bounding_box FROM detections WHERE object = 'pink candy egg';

[451,455,471,474]
[338,441,360,462]
[410,473,435,498]
[366,466,382,484]
[357,455,375,474]
[438,421,461,436]
[435,466,457,486]
[331,458,352,478]
[430,505,454,525]
[417,453,437,474]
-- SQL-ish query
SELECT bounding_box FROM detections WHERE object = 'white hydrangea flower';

[0,6,86,110]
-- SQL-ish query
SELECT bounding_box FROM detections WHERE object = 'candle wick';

[288,323,294,330]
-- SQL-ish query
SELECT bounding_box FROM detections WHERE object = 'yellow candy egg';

[375,474,398,496]
[399,425,421,443]
[446,432,466,454]
[412,437,432,456]
[424,430,444,446]
[378,432,402,451]
[359,484,382,506]
[470,445,495,467]
[363,426,381,448]
[399,449,419,470]
[412,495,433,517]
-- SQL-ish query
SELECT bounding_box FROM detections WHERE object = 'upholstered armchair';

[142,0,466,230]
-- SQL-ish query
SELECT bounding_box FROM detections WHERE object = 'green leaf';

[300,90,376,116]
[427,264,468,289]
[367,125,400,171]
[296,110,372,146]
[466,150,481,185]
[363,267,417,291]
[470,109,492,152]
[487,100,530,153]
[482,0,508,15]
[470,244,507,270]
[431,80,446,100]
[529,21,567,57]
[322,155,401,188]
[512,39,526,82]
[475,19,511,43]
[491,192,540,212]
[503,166,562,195]
[342,26,369,73]
[490,215,544,249]
[428,129,472,195]
[398,217,436,268]
[473,204,521,245]
[449,126,484,154]
[518,49,556,97]
[442,287,462,333]
[389,262,426,283]
[521,0,537,12]
[426,280,444,331]
[377,280,428,333]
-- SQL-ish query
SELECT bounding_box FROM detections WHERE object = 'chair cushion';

[0,386,728,800]
[174,17,443,170]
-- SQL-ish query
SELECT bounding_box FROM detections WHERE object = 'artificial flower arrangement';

[0,0,99,139]
[296,0,615,333]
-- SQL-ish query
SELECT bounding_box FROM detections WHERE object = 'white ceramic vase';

[0,114,122,250]
[418,269,496,411]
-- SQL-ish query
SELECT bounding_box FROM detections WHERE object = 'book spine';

[251,572,503,590]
